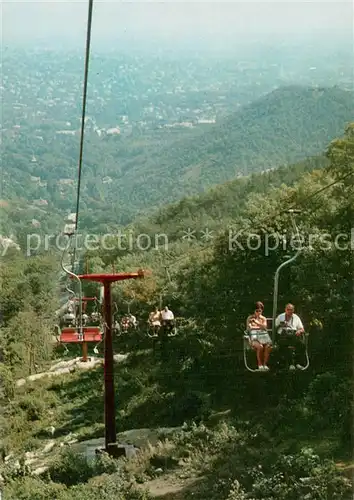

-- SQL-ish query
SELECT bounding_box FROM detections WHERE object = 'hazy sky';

[1,0,353,49]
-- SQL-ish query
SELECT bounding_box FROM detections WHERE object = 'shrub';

[3,477,66,500]
[251,448,352,499]
[0,364,15,400]
[2,473,152,500]
[16,396,46,422]
[47,449,120,487]
[305,373,352,429]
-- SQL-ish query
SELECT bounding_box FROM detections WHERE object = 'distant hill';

[2,85,352,227]
[116,85,352,212]
[129,154,328,246]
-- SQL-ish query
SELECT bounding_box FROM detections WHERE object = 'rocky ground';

[4,355,184,498]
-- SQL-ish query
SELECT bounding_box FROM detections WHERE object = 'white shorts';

[249,330,272,345]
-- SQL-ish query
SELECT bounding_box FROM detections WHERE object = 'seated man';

[275,303,305,370]
[82,313,89,326]
[246,301,272,371]
[62,304,75,327]
[161,306,175,335]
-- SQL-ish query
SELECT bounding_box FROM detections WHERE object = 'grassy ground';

[1,341,352,499]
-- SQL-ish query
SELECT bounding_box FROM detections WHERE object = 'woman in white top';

[148,307,161,335]
[246,301,272,371]
[149,307,161,326]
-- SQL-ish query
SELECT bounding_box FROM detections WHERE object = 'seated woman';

[148,307,161,335]
[246,301,272,371]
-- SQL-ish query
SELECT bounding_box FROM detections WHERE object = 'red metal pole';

[103,281,116,450]
[82,341,88,362]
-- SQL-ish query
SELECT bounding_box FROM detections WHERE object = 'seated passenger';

[121,316,130,331]
[62,307,75,326]
[149,307,161,326]
[161,306,175,335]
[128,313,137,328]
[67,300,75,314]
[246,301,272,371]
[275,303,305,370]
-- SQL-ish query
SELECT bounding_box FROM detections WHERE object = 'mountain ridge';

[3,85,352,226]
[115,85,352,205]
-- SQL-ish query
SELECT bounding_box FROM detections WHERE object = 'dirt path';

[138,474,203,499]
[15,354,128,386]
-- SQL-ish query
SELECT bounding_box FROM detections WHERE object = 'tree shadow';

[33,338,322,450]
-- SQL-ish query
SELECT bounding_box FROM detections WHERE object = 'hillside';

[110,85,353,209]
[0,125,353,499]
[141,154,327,239]
[0,152,327,262]
[2,85,352,229]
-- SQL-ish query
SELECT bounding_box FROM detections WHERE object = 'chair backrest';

[60,326,102,343]
[266,317,273,332]
[60,328,79,343]
[83,326,102,342]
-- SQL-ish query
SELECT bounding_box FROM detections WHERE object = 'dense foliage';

[83,123,354,459]
[0,253,59,378]
[0,125,353,498]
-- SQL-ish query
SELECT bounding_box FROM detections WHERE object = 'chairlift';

[55,233,103,361]
[120,294,138,332]
[112,302,121,335]
[148,266,178,338]
[244,209,310,372]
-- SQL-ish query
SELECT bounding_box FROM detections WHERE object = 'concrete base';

[95,442,139,459]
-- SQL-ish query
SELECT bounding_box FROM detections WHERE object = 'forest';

[2,85,353,233]
[0,124,353,498]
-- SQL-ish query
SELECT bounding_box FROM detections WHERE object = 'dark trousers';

[277,335,306,366]
[161,320,174,336]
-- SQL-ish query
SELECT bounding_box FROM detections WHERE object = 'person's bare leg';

[252,342,263,368]
[263,345,272,367]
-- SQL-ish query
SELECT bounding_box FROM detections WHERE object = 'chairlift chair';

[271,210,310,371]
[55,233,103,361]
[112,303,121,335]
[244,210,310,372]
[158,267,179,337]
[145,261,179,339]
[119,294,138,332]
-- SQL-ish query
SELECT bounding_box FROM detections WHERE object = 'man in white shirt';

[161,306,175,335]
[275,303,305,370]
[275,303,304,333]
[161,307,174,321]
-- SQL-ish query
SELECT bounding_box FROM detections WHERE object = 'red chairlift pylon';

[73,269,148,456]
